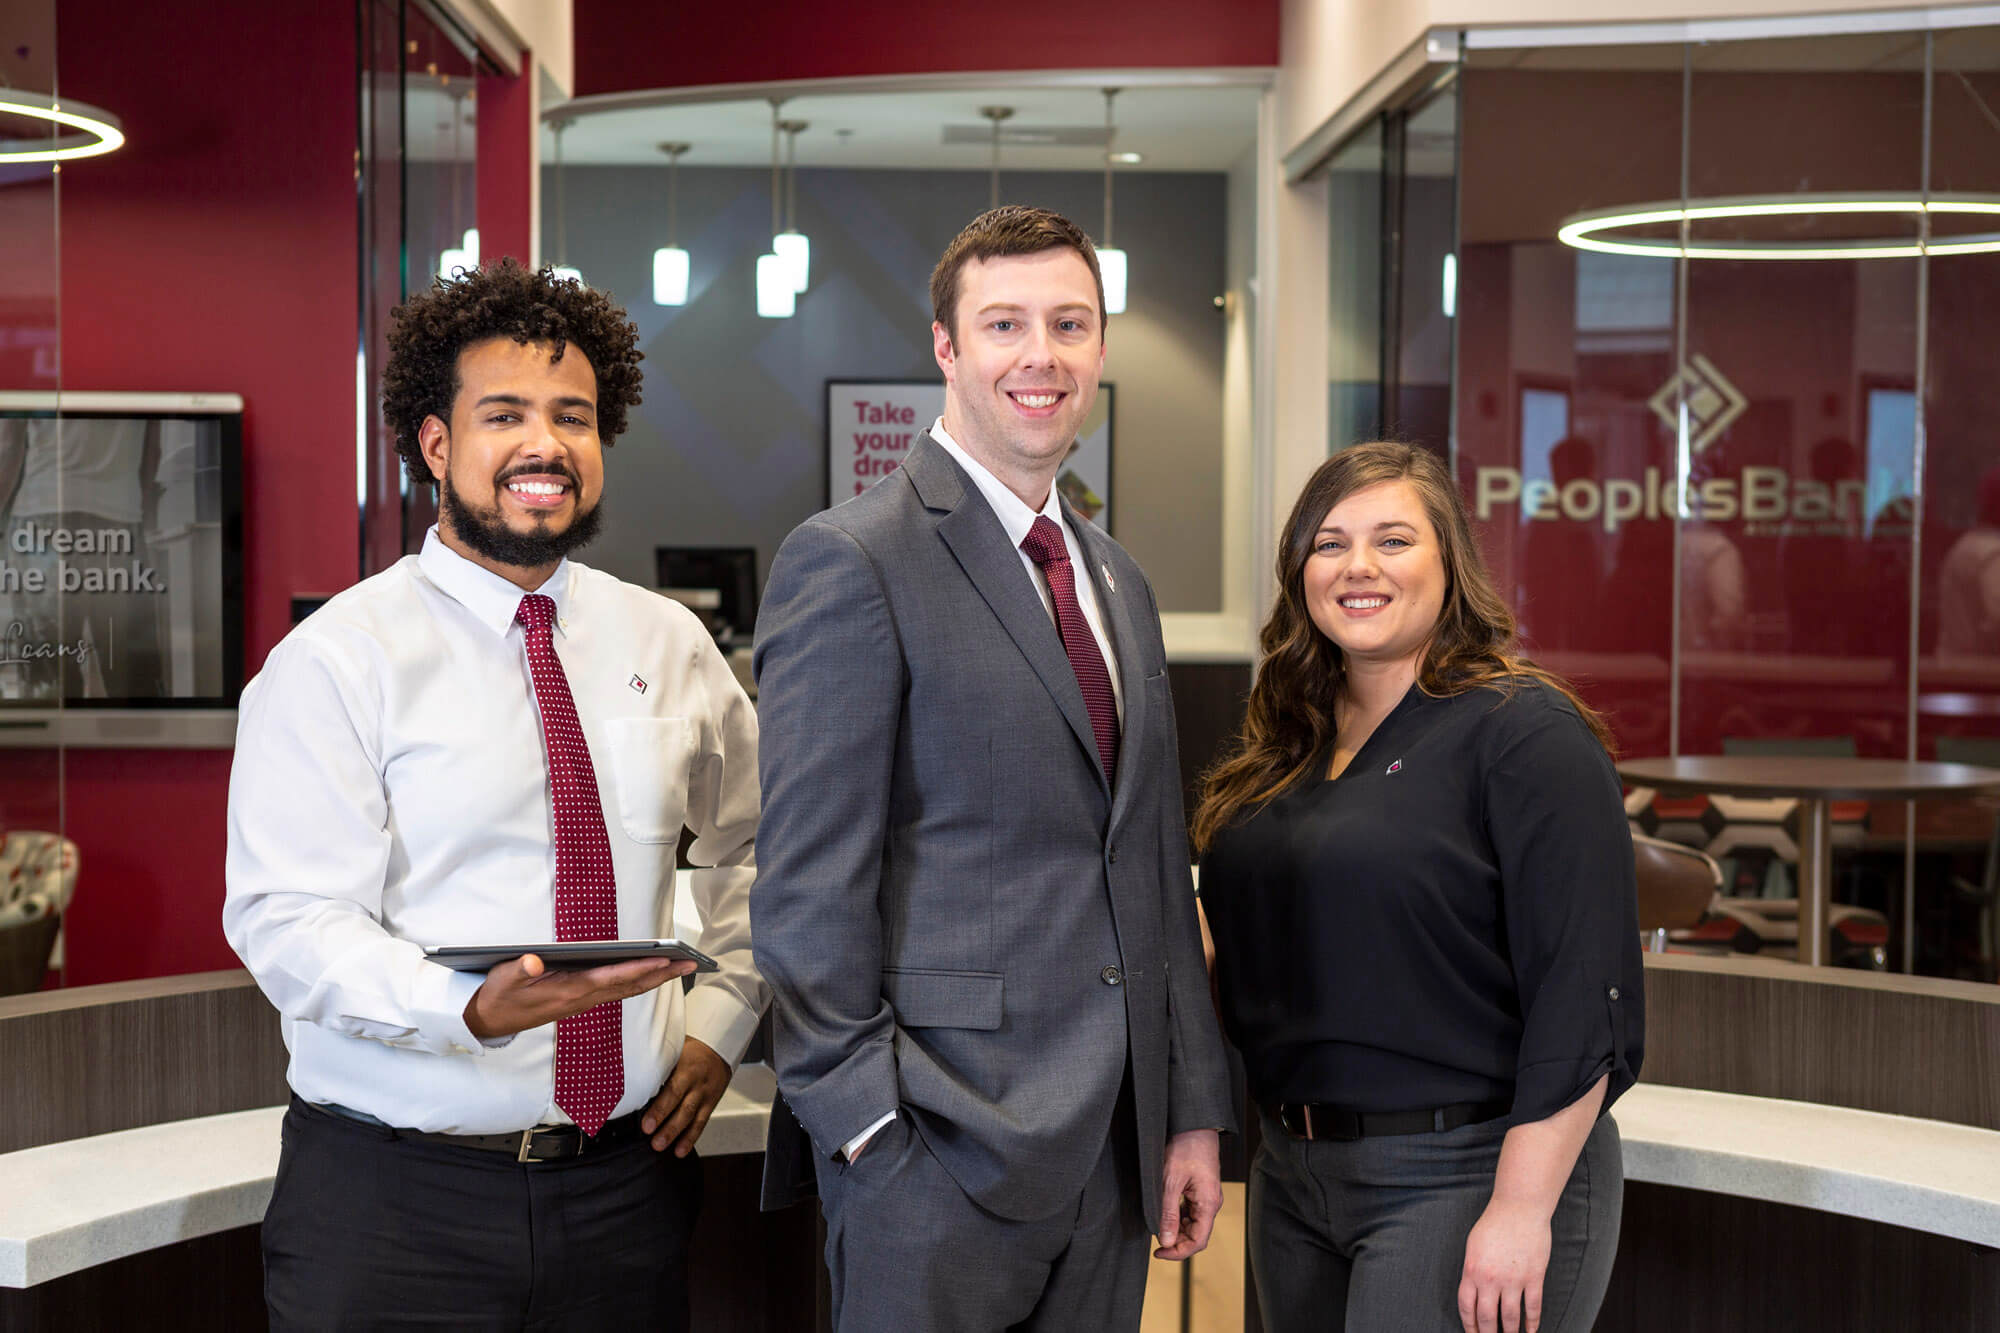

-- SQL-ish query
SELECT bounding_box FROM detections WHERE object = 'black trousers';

[264,1098,703,1332]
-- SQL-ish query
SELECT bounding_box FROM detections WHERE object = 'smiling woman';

[1193,441,1643,1333]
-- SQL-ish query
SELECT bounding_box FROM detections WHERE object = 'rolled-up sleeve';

[1483,696,1646,1124]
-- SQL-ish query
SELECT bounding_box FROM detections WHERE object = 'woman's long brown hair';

[1189,442,1615,854]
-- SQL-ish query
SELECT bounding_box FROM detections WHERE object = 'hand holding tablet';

[440,942,718,1043]
[426,939,719,973]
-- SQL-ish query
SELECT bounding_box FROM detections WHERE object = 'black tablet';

[423,939,720,973]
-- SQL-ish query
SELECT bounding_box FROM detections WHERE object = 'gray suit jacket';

[751,434,1234,1225]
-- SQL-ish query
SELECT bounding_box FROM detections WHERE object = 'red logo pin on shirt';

[628,674,648,695]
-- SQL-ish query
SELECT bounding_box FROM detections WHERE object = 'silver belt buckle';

[516,1130,541,1162]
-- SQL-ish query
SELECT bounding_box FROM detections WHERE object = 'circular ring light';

[1558,192,2000,261]
[0,90,125,164]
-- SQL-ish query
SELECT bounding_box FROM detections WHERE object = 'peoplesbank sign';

[1471,356,1867,533]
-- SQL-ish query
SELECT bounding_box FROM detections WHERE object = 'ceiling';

[522,84,1264,173]
[1466,25,2000,72]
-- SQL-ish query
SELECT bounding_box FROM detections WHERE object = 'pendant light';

[756,101,794,318]
[982,106,1014,210]
[0,90,124,163]
[1097,89,1128,316]
[548,118,582,286]
[774,119,810,293]
[653,142,691,306]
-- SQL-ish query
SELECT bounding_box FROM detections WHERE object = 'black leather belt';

[315,1099,650,1162]
[1270,1099,1509,1142]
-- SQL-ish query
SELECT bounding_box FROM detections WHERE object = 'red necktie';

[1020,516,1119,785]
[515,593,622,1135]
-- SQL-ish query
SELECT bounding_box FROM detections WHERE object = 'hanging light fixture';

[757,100,795,318]
[1097,89,1128,316]
[547,118,583,285]
[652,142,692,306]
[981,106,1014,210]
[0,90,124,164]
[774,119,811,293]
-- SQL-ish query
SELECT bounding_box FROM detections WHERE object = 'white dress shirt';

[842,421,1127,1160]
[224,530,766,1135]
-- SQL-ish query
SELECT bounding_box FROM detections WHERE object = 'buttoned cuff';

[413,963,490,1056]
[685,984,762,1070]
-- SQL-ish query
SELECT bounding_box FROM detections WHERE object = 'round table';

[1614,757,2000,967]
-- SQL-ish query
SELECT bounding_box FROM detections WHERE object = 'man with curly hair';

[225,260,765,1331]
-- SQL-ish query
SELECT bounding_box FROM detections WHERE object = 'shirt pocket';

[600,716,696,844]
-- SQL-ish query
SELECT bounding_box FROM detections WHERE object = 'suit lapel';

[1068,504,1151,826]
[907,437,1108,794]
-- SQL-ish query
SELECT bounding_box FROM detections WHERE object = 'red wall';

[574,0,1280,98]
[478,59,537,265]
[14,1,360,984]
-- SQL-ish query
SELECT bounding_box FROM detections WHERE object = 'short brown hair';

[929,205,1106,344]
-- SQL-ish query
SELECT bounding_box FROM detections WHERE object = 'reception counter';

[0,1065,781,1289]
[9,952,1999,1331]
[0,973,815,1331]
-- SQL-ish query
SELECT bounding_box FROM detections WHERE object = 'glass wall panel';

[1918,27,2000,981]
[1454,43,1686,758]
[0,0,66,989]
[358,2,480,579]
[1357,20,2000,975]
[1386,84,1457,454]
[1679,32,1925,764]
[358,0,407,581]
[1327,122,1383,451]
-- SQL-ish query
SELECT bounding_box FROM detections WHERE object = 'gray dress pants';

[816,1109,1152,1332]
[1249,1109,1622,1333]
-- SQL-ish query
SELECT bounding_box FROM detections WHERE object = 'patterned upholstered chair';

[0,831,79,995]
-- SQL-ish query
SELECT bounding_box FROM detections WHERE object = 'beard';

[440,465,605,570]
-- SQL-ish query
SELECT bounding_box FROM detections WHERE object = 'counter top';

[1617,1083,2000,1247]
[0,1062,778,1288]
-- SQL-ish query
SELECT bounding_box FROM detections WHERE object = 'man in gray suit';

[752,206,1234,1329]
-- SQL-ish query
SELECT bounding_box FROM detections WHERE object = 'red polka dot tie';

[516,593,622,1136]
[1020,516,1119,786]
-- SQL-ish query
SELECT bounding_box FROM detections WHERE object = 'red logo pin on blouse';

[1386,759,1403,774]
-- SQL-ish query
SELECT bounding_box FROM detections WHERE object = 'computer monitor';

[655,547,758,647]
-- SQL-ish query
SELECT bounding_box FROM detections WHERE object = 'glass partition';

[358,1,481,578]
[1331,18,2000,980]
[1917,28,2000,978]
[0,0,67,989]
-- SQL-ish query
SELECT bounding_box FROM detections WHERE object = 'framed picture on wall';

[824,379,1116,532]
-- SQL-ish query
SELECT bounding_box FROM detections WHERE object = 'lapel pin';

[1386,759,1403,774]
[1103,564,1116,593]
[628,674,648,695]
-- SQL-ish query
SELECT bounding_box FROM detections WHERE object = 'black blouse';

[1199,680,1644,1126]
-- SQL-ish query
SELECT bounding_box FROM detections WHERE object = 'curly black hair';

[381,257,644,488]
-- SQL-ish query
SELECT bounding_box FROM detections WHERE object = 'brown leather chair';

[1632,832,1722,952]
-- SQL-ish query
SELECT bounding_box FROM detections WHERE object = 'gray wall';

[538,164,1227,611]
